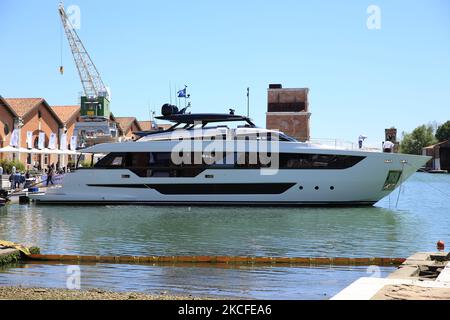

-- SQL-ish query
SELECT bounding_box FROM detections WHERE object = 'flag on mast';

[177,88,187,98]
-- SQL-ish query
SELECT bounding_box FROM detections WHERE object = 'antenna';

[169,81,172,104]
[247,87,250,117]
[184,85,189,108]
[148,101,152,121]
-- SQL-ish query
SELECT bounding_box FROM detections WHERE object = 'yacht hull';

[31,151,429,206]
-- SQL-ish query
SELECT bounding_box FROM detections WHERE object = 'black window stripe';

[86,183,296,195]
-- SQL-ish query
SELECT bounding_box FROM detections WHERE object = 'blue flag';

[177,88,186,98]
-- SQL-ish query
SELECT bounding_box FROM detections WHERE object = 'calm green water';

[0,172,449,299]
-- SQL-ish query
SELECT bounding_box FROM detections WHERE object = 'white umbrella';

[27,148,45,154]
[0,146,80,155]
[0,146,30,153]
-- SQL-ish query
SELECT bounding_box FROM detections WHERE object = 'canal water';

[0,172,449,299]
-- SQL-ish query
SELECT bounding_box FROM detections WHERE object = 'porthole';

[299,186,303,190]
[314,186,319,190]
[330,186,335,190]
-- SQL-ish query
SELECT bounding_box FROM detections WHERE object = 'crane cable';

[393,162,450,208]
[413,165,450,199]
[59,17,64,75]
[395,162,405,208]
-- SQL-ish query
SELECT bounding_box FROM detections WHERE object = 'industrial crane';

[58,3,118,147]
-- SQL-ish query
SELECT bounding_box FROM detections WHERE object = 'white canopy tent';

[0,146,30,153]
[1,146,81,170]
[0,146,79,155]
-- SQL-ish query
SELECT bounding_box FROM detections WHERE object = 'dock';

[332,251,450,300]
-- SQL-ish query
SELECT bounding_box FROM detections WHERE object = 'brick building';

[51,105,81,143]
[51,105,81,166]
[115,117,142,141]
[0,96,17,150]
[1,95,181,172]
[266,84,311,141]
[138,120,171,132]
[2,98,64,167]
[423,140,450,172]
[138,121,155,132]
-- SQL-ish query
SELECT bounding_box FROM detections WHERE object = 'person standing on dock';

[358,135,367,149]
[383,140,395,153]
[46,165,54,186]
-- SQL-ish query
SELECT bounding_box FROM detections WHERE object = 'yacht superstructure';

[31,107,430,206]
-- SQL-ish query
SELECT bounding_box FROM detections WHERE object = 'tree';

[435,121,450,142]
[400,124,437,155]
[0,159,26,174]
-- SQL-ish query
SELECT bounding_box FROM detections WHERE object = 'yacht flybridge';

[31,105,430,206]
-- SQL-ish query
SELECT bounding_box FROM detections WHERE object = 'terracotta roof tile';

[4,98,43,117]
[0,96,18,117]
[115,117,138,133]
[138,120,155,131]
[51,105,80,124]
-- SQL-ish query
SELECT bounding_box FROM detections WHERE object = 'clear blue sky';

[1,0,449,146]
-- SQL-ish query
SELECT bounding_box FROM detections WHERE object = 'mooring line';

[411,165,450,199]
[395,162,405,208]
[26,254,405,267]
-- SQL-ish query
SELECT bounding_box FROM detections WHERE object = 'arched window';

[3,123,9,136]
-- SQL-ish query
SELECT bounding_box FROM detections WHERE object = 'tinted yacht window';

[94,153,127,167]
[94,151,364,171]
[279,153,364,169]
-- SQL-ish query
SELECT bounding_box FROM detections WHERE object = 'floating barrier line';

[26,254,405,267]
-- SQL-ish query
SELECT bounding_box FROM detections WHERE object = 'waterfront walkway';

[332,252,450,300]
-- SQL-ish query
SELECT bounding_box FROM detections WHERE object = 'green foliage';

[28,246,41,255]
[0,250,20,265]
[400,125,437,155]
[80,160,93,168]
[0,159,26,174]
[435,121,450,142]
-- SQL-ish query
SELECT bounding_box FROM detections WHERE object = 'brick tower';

[266,84,311,141]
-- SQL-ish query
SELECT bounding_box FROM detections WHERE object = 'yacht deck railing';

[307,138,382,152]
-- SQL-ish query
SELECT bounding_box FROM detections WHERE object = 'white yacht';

[32,106,430,206]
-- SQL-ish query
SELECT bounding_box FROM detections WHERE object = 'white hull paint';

[31,146,429,206]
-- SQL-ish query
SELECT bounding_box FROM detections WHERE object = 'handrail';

[308,138,381,151]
